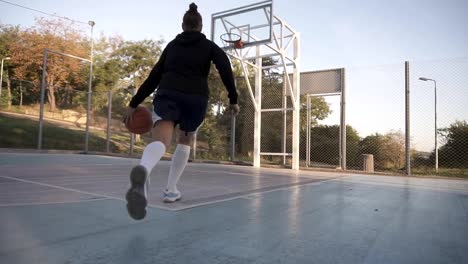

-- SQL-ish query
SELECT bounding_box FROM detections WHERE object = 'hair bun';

[189,3,198,12]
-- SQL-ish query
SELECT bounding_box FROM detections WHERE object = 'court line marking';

[0,175,176,211]
[0,175,125,200]
[0,173,343,211]
[336,177,468,194]
[0,197,111,207]
[0,175,151,208]
[161,175,468,211]
[161,176,344,211]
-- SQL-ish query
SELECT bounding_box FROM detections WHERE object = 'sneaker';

[126,165,148,220]
[163,190,182,203]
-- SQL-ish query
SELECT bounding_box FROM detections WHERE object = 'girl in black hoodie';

[124,3,239,220]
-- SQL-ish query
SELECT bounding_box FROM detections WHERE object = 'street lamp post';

[419,77,438,173]
[0,57,11,98]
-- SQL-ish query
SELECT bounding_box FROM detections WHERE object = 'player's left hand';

[123,107,136,125]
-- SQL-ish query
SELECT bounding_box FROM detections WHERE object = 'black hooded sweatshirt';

[129,31,237,108]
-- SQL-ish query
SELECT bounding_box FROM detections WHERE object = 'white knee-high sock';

[166,144,191,193]
[139,141,166,175]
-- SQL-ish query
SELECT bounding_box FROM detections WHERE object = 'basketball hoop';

[220,33,244,49]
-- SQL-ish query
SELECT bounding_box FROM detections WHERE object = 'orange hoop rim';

[220,33,244,49]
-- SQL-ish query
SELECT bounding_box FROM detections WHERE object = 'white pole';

[282,72,287,165]
[0,57,10,98]
[253,46,262,168]
[291,33,300,170]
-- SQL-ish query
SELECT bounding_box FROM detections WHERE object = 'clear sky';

[1,0,468,151]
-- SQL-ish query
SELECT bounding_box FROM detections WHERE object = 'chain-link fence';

[345,63,406,173]
[301,94,342,169]
[1,58,466,178]
[411,57,468,177]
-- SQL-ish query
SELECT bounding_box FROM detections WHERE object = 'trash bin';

[362,154,374,173]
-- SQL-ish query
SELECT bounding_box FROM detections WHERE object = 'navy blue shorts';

[152,90,208,132]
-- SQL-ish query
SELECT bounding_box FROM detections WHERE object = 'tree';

[109,39,164,88]
[360,131,405,170]
[360,133,387,169]
[433,120,468,168]
[384,131,405,169]
[0,25,20,107]
[7,18,89,111]
[304,125,360,167]
[91,34,126,114]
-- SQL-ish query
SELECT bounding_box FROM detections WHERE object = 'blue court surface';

[1,152,468,264]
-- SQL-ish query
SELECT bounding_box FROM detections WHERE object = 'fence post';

[106,90,112,153]
[306,95,310,167]
[230,78,238,162]
[37,49,47,150]
[129,87,135,156]
[405,61,411,176]
[230,115,236,161]
[340,68,347,170]
[192,132,197,160]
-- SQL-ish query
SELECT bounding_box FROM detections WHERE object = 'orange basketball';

[234,40,244,49]
[126,106,153,134]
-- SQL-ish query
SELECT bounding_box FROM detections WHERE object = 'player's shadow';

[119,235,147,264]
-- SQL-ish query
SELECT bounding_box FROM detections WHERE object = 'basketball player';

[124,3,239,220]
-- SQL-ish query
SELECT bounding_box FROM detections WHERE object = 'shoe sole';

[163,195,182,203]
[126,165,148,220]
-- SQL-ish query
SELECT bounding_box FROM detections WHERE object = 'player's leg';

[126,93,180,219]
[126,121,174,220]
[163,129,194,202]
[139,120,174,173]
[163,93,207,203]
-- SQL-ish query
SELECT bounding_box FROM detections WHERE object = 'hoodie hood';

[175,31,206,45]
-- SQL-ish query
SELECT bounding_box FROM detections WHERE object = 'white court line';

[168,177,345,211]
[0,175,126,203]
[0,175,179,211]
[238,177,343,199]
[0,197,110,207]
[167,174,468,211]
[336,177,468,195]
[190,168,336,179]
[0,170,342,212]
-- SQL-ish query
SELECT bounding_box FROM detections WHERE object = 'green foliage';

[346,126,361,168]
[432,120,468,168]
[196,109,230,160]
[360,131,405,170]
[302,125,360,167]
[0,25,18,57]
[109,39,164,88]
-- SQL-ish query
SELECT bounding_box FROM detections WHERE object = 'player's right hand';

[228,104,240,116]
[123,107,136,125]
